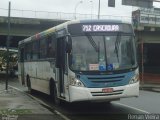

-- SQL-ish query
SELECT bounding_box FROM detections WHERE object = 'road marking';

[54,110,71,120]
[115,102,150,114]
[9,85,71,120]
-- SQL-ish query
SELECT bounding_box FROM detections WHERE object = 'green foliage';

[0,109,32,115]
[0,50,18,69]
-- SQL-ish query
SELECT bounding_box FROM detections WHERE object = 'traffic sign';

[122,0,153,8]
[108,0,115,7]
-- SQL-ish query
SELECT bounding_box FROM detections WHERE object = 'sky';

[0,0,160,20]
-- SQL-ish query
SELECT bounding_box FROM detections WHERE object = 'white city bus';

[18,20,139,104]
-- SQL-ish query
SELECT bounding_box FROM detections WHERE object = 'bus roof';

[19,19,131,45]
[79,19,129,24]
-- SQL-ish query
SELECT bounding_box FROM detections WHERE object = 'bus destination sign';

[82,24,119,32]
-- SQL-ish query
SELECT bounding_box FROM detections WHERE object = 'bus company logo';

[104,82,108,86]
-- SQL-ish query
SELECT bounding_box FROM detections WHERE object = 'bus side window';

[25,43,32,61]
[19,47,24,62]
[32,41,39,60]
[47,35,56,58]
[40,38,47,59]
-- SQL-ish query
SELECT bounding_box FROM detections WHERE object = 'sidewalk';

[0,83,64,120]
[140,83,160,92]
[139,73,160,92]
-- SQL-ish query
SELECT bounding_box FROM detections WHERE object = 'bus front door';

[56,37,66,98]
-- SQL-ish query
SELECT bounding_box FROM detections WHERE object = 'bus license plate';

[102,88,113,93]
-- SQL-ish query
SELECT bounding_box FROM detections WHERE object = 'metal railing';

[0,8,132,22]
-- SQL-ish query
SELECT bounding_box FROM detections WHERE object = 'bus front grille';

[87,76,125,83]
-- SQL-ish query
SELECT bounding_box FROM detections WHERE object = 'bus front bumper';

[69,82,139,102]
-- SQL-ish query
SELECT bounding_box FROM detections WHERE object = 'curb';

[9,85,71,120]
[140,86,160,93]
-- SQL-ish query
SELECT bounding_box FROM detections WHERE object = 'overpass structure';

[0,16,67,48]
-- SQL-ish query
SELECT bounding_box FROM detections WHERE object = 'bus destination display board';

[82,25,119,32]
[68,22,133,35]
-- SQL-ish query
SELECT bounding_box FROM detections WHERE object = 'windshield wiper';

[86,34,99,52]
[115,33,121,63]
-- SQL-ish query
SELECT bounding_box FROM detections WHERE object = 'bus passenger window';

[40,38,47,59]
[47,36,56,58]
[25,43,32,61]
[32,41,39,60]
[19,48,24,62]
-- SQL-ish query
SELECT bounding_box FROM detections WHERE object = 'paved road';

[1,76,160,120]
[119,90,160,114]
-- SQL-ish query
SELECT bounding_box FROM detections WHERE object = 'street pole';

[98,0,100,19]
[6,1,11,91]
[74,0,83,19]
[90,1,93,19]
[141,40,144,85]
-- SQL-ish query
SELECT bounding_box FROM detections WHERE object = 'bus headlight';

[69,76,85,87]
[129,74,139,84]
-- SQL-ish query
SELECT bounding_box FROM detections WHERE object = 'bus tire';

[50,80,60,105]
[26,75,32,94]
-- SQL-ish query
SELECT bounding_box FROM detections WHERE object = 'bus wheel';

[26,76,32,94]
[50,80,60,105]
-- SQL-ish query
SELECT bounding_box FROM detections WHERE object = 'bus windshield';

[69,33,137,72]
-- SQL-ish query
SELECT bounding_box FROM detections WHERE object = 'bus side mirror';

[66,36,72,53]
